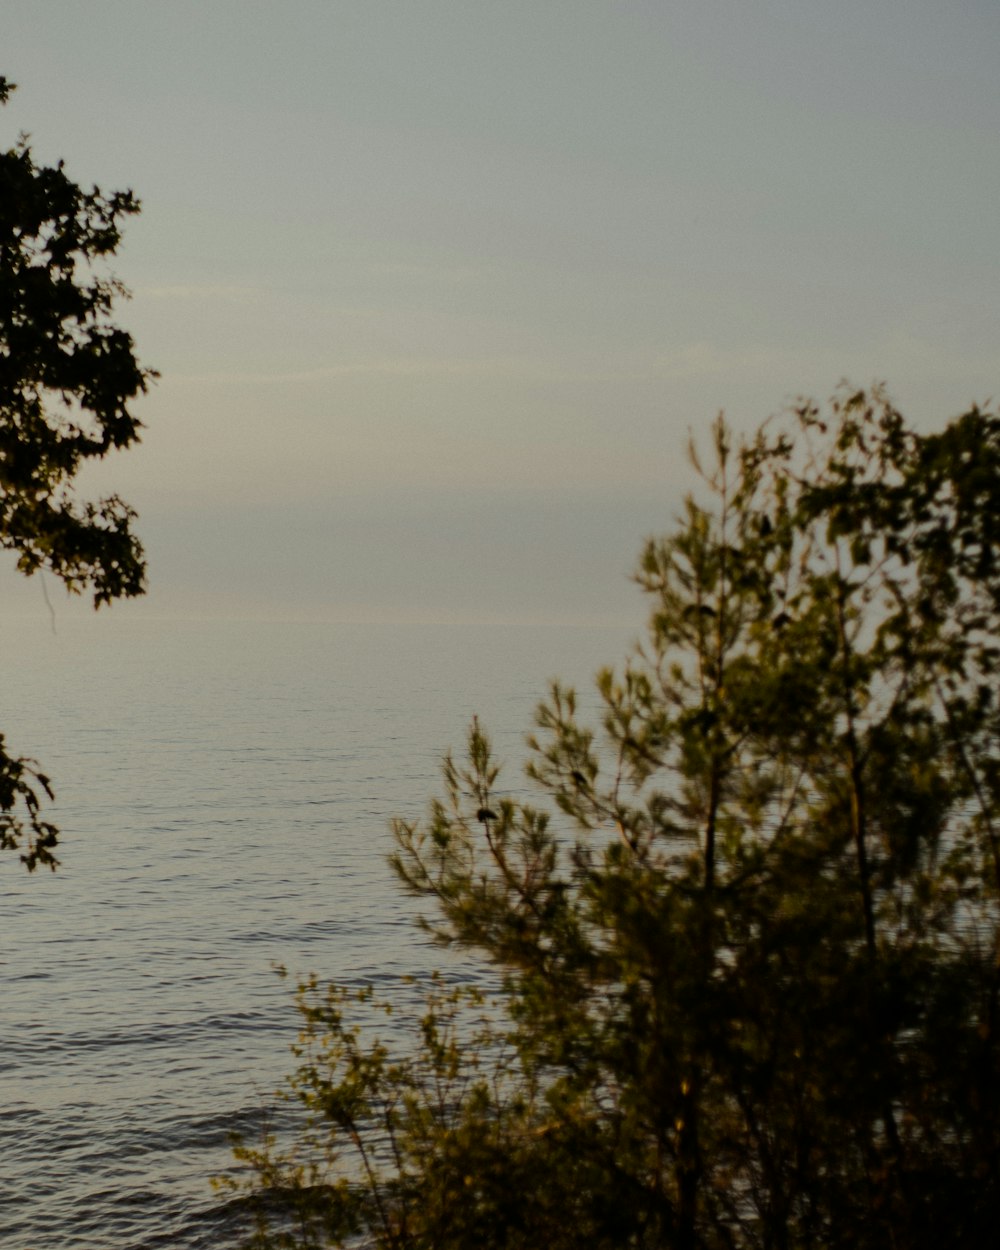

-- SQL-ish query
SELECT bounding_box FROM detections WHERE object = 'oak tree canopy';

[1,75,152,869]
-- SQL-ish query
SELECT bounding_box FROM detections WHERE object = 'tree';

[1,76,152,869]
[230,386,1000,1249]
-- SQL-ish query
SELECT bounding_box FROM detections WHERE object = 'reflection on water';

[0,618,627,1249]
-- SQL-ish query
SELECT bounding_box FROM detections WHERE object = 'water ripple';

[0,619,625,1248]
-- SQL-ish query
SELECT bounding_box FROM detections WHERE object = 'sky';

[2,0,998,624]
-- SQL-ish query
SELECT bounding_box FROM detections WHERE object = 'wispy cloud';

[165,353,637,387]
[140,283,265,303]
[651,342,829,379]
[368,261,486,284]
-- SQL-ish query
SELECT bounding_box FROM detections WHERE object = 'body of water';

[0,617,630,1249]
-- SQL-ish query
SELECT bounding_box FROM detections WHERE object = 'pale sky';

[2,0,997,623]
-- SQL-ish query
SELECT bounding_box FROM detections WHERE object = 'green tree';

[231,386,1000,1249]
[1,75,152,868]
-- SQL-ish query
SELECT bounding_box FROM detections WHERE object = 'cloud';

[369,261,486,284]
[652,342,837,380]
[163,353,643,387]
[140,283,265,303]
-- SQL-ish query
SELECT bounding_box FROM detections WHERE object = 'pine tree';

[232,387,1000,1249]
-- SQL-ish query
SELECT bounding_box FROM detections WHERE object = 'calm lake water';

[0,617,631,1249]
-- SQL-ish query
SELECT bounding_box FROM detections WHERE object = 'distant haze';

[3,0,997,623]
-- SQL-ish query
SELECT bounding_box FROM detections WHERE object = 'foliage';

[1,75,152,868]
[230,386,1000,1248]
